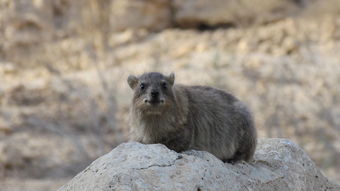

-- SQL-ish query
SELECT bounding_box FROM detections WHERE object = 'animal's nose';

[151,90,159,98]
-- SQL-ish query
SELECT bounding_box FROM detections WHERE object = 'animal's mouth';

[141,99,164,115]
[144,98,165,106]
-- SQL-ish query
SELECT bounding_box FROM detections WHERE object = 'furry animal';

[127,72,256,162]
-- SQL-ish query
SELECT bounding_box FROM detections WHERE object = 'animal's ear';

[168,72,175,85]
[127,75,139,89]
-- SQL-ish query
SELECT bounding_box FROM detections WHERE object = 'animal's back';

[176,85,256,162]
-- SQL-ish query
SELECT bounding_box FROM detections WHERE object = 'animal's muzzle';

[150,90,159,98]
[143,90,165,105]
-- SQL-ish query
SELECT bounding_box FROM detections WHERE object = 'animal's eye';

[140,83,145,90]
[162,82,167,89]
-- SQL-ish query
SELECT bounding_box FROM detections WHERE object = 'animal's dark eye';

[140,83,145,90]
[162,82,167,89]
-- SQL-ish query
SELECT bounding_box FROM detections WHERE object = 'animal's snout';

[143,89,163,105]
[150,90,159,98]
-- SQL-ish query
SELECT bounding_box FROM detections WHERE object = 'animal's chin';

[141,102,166,115]
[144,111,163,115]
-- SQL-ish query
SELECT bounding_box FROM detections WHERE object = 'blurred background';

[0,0,340,190]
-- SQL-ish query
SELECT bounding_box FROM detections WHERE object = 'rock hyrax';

[127,72,256,162]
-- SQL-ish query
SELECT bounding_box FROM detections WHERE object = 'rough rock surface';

[173,0,305,27]
[58,139,339,191]
[110,0,171,32]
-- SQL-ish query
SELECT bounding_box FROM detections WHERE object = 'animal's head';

[127,72,175,115]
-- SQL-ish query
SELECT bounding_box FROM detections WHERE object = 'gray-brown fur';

[127,72,257,162]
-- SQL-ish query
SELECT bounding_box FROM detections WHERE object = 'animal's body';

[127,72,256,162]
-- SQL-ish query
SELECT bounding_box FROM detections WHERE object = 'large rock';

[58,139,339,191]
[110,0,171,32]
[173,0,306,27]
[1,0,83,48]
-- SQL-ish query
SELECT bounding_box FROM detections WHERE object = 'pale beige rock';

[110,0,171,32]
[173,0,304,27]
[58,139,340,191]
[2,0,54,48]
